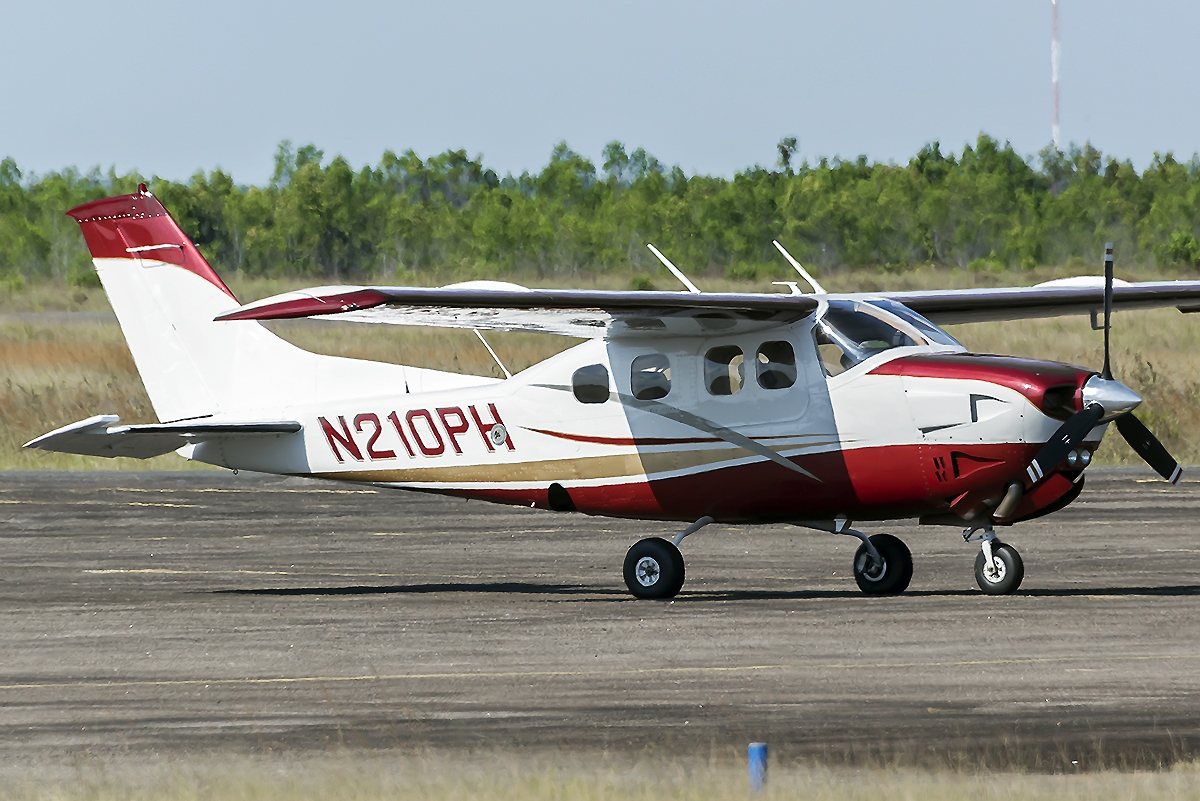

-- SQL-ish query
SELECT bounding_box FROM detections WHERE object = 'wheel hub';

[983,556,1007,583]
[635,556,661,586]
[854,551,887,582]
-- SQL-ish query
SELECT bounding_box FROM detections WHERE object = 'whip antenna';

[646,244,701,293]
[772,240,826,294]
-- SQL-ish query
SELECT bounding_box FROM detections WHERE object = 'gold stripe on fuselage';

[311,438,838,486]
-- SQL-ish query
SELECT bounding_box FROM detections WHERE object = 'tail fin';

[68,186,479,423]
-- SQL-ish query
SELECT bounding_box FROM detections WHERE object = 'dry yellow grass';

[3,753,1200,801]
[5,266,1200,470]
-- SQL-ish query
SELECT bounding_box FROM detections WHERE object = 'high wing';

[863,277,1200,325]
[24,415,301,459]
[216,282,819,338]
[213,276,1200,336]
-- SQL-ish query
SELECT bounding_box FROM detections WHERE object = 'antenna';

[1051,0,1061,150]
[771,240,826,294]
[646,244,701,293]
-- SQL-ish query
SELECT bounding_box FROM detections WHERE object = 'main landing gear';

[966,526,1025,595]
[849,533,913,595]
[623,516,713,599]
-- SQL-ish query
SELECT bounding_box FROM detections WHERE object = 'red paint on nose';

[870,354,1094,417]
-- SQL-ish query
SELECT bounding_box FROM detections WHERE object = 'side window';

[631,354,671,400]
[756,341,796,389]
[572,364,610,404]
[705,345,744,396]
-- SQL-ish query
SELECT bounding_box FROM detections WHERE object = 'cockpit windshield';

[813,300,927,376]
[865,299,963,348]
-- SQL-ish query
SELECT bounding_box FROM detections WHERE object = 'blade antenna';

[1102,242,1114,380]
[646,244,701,294]
[473,329,512,380]
[772,240,826,294]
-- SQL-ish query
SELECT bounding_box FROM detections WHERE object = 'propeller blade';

[1026,404,1106,485]
[1102,242,1114,380]
[1115,413,1183,484]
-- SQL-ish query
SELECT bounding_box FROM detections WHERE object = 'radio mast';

[1051,0,1061,150]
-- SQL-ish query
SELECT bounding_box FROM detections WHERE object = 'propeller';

[1023,243,1182,488]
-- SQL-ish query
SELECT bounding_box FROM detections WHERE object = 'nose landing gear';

[966,527,1025,595]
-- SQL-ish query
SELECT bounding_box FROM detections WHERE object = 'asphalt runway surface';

[2,469,1199,766]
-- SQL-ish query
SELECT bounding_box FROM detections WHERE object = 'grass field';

[4,264,1200,470]
[3,753,1200,801]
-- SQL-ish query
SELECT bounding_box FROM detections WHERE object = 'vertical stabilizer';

[68,187,477,423]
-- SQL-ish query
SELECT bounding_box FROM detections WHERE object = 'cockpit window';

[814,300,922,376]
[865,299,962,348]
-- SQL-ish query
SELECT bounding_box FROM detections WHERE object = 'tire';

[852,533,913,595]
[623,537,685,599]
[974,542,1024,595]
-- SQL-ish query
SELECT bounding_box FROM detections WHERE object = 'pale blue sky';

[3,0,1197,183]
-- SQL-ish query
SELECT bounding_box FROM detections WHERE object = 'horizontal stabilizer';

[24,415,302,459]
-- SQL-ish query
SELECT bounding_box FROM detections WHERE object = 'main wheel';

[623,537,685,599]
[852,533,913,595]
[974,542,1024,595]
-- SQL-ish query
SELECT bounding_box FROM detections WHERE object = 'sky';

[3,0,1198,184]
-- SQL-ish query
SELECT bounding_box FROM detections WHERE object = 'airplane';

[25,185,1200,599]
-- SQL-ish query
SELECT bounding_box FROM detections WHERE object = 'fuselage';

[188,300,1099,527]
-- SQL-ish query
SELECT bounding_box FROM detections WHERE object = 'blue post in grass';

[748,742,768,792]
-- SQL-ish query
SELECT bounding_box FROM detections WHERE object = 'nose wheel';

[974,540,1024,595]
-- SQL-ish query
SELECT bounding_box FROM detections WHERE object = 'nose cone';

[1081,375,1142,420]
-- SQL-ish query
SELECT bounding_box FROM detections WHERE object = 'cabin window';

[756,341,796,389]
[572,364,610,404]
[631,354,671,400]
[705,345,745,395]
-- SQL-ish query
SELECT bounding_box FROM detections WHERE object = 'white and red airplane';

[26,187,1200,598]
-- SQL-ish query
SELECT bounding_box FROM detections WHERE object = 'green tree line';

[3,135,1200,286]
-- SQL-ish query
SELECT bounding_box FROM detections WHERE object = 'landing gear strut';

[966,527,1025,595]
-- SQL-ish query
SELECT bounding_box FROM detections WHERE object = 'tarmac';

[1,469,1199,766]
